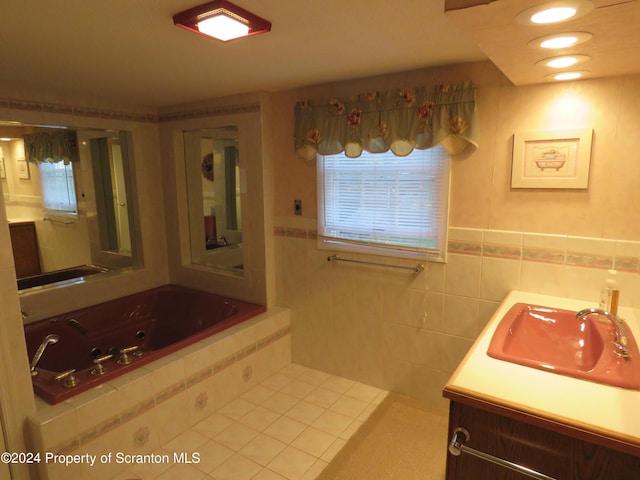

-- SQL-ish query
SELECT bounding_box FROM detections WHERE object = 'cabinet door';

[446,401,640,480]
[9,222,41,278]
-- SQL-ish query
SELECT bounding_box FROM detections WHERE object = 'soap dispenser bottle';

[599,269,618,313]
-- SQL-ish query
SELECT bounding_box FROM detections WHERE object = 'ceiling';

[0,0,487,108]
[445,0,640,86]
[1,1,636,110]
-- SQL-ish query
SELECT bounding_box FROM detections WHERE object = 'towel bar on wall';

[448,427,557,480]
[327,254,424,273]
[43,217,74,225]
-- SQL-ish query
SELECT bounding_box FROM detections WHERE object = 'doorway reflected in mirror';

[184,127,243,273]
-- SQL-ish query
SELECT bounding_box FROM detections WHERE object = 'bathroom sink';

[487,303,640,389]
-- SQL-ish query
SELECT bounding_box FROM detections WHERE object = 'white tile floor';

[112,364,388,480]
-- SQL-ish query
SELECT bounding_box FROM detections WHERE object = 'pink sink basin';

[487,303,640,390]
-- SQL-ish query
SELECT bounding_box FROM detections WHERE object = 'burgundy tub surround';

[24,285,266,404]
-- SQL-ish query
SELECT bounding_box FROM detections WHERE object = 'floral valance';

[295,80,478,160]
[23,130,79,164]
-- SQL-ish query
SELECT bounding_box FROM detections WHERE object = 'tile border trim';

[273,224,640,272]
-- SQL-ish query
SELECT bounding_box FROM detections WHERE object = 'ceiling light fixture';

[516,1,594,25]
[173,0,271,42]
[537,54,590,69]
[546,70,591,81]
[528,32,593,50]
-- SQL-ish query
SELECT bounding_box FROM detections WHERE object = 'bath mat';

[317,393,448,480]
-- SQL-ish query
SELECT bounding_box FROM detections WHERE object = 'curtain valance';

[295,80,478,160]
[23,130,79,164]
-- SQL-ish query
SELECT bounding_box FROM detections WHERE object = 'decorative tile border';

[522,247,566,265]
[158,102,260,122]
[44,324,290,456]
[447,240,482,256]
[0,97,159,123]
[273,223,640,273]
[0,96,260,124]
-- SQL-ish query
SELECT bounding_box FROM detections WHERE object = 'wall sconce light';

[173,0,271,42]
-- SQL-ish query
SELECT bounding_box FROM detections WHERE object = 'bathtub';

[24,284,266,404]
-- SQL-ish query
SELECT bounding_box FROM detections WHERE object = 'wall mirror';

[183,126,244,274]
[0,122,143,292]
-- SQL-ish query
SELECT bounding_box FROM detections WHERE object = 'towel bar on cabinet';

[448,427,557,480]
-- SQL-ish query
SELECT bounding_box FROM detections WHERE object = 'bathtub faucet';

[30,334,59,376]
[67,318,87,335]
[576,308,630,359]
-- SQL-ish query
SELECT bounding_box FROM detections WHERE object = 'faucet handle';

[55,369,79,388]
[117,346,139,365]
[91,354,113,376]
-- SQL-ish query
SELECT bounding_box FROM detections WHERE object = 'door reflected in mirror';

[0,123,143,291]
[184,127,243,273]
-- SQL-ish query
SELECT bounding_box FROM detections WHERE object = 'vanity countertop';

[443,290,640,452]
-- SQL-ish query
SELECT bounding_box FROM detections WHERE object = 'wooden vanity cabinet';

[8,221,41,278]
[445,396,640,480]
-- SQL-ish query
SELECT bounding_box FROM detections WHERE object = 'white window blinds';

[38,161,78,216]
[317,146,449,261]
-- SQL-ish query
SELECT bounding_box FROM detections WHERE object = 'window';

[317,146,449,262]
[38,161,78,216]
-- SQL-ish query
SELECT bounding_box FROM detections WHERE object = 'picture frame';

[511,129,593,189]
[0,157,5,179]
[17,159,30,179]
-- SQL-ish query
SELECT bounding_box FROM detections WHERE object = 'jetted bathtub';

[24,284,266,404]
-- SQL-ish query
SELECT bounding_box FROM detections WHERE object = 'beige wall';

[270,60,640,409]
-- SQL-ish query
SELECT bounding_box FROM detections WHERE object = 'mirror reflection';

[184,127,243,273]
[0,122,142,291]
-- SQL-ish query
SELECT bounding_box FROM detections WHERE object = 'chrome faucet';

[576,308,630,359]
[30,334,59,376]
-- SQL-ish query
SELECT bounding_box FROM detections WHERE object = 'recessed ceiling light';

[516,1,594,25]
[537,54,591,69]
[173,0,271,42]
[546,70,591,81]
[528,32,593,50]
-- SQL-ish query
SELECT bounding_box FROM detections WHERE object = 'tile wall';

[275,218,640,410]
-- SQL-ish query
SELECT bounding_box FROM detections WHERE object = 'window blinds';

[317,146,449,260]
[38,161,77,215]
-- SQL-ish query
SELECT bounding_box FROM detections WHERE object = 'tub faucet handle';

[118,346,139,365]
[54,369,79,388]
[91,354,113,376]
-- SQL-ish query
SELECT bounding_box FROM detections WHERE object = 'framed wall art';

[16,159,30,179]
[511,129,593,189]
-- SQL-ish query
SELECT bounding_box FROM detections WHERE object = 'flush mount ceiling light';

[516,1,594,25]
[173,0,271,42]
[528,31,593,50]
[537,54,590,69]
[546,70,591,81]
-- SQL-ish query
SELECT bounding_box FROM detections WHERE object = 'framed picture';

[17,159,30,179]
[0,157,5,178]
[511,129,593,189]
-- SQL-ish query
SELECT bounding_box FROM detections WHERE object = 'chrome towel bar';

[448,427,557,480]
[43,217,74,225]
[327,254,424,273]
